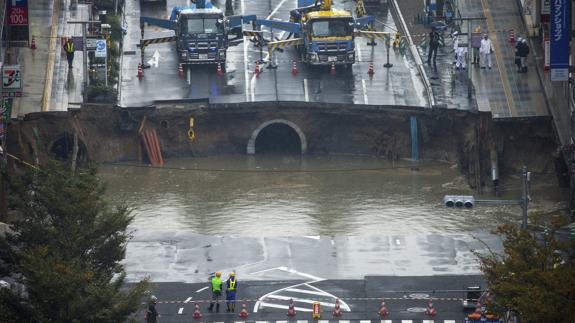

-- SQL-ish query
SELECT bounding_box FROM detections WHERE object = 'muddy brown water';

[98,156,567,236]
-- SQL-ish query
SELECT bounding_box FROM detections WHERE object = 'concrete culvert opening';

[50,133,88,164]
[247,119,307,155]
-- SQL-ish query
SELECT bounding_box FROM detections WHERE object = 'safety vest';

[211,276,222,292]
[65,41,74,53]
[228,278,236,291]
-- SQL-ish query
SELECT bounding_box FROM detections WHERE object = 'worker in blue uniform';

[226,271,238,312]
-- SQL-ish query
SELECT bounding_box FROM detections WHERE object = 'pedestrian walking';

[208,271,223,312]
[452,31,459,64]
[514,37,523,71]
[427,29,440,65]
[226,271,238,312]
[479,34,493,69]
[64,38,75,68]
[471,26,482,66]
[517,38,529,73]
[146,295,159,323]
[455,44,468,70]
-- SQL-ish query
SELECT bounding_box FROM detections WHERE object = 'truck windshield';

[311,20,350,37]
[184,18,222,34]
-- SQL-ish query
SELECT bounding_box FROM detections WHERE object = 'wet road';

[119,0,428,107]
[98,156,567,282]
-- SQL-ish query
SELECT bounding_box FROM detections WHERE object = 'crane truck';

[252,0,381,67]
[139,0,255,68]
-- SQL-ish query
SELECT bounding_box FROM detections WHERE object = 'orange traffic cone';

[378,299,388,317]
[193,303,202,319]
[425,298,436,316]
[31,36,37,50]
[330,62,336,76]
[137,63,143,80]
[216,62,224,76]
[287,298,296,317]
[367,63,374,77]
[508,29,515,44]
[239,302,249,318]
[291,60,298,76]
[255,61,261,77]
[332,298,342,317]
[178,64,184,78]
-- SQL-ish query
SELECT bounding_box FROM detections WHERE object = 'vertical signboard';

[2,65,23,98]
[5,0,29,43]
[550,0,569,81]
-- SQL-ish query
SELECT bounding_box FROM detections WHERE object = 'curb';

[41,0,61,112]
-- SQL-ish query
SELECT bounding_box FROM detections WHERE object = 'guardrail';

[388,0,436,109]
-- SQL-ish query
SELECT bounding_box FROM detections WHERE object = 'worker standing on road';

[517,38,530,73]
[146,295,159,323]
[427,29,440,65]
[208,271,223,312]
[479,34,493,69]
[455,44,468,71]
[226,271,238,312]
[64,38,75,68]
[471,26,482,66]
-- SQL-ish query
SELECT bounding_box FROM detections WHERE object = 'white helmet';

[150,295,158,303]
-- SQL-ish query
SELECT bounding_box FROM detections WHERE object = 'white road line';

[303,78,309,102]
[356,42,363,62]
[304,235,320,240]
[401,321,414,323]
[318,320,330,323]
[235,321,245,323]
[195,286,208,293]
[360,320,371,323]
[255,321,267,323]
[285,288,331,296]
[362,79,369,104]
[395,239,401,245]
[258,301,314,312]
[277,321,289,323]
[177,307,184,314]
[267,0,290,20]
[422,321,434,323]
[304,284,351,311]
[249,266,286,275]
[444,321,456,323]
[184,297,193,303]
[381,321,392,323]
[264,295,338,308]
[339,320,350,323]
[297,320,309,323]
[278,268,325,281]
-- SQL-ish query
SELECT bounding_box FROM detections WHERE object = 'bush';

[87,83,118,103]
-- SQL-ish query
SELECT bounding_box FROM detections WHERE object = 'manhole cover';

[407,307,428,313]
[409,293,430,299]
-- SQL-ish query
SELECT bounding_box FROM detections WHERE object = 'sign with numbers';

[6,0,28,26]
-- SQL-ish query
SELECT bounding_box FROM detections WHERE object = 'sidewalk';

[459,0,547,118]
[9,0,56,118]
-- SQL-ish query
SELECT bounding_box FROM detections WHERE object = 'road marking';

[249,266,285,275]
[147,50,160,68]
[444,321,456,323]
[304,235,320,240]
[297,320,309,323]
[279,268,325,281]
[303,78,309,102]
[196,286,208,293]
[360,320,371,323]
[285,288,331,296]
[184,297,193,303]
[381,321,392,323]
[395,239,401,245]
[401,321,414,323]
[305,284,351,311]
[256,321,267,323]
[362,79,369,104]
[318,321,330,323]
[177,307,184,314]
[267,0,290,20]
[422,320,434,323]
[259,301,314,312]
[241,0,250,102]
[277,321,289,323]
[339,321,350,323]
[356,42,363,62]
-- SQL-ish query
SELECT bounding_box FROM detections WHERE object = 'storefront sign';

[550,0,569,81]
[6,0,28,25]
[95,39,107,58]
[542,0,551,14]
[2,65,22,98]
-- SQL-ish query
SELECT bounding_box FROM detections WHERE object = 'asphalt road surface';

[138,275,487,323]
[119,0,428,107]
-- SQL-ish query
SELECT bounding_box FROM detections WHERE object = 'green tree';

[0,161,149,322]
[474,216,575,323]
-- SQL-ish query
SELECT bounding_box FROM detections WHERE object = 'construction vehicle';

[252,0,384,67]
[139,0,255,68]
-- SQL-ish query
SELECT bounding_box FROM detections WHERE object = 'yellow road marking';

[480,0,518,117]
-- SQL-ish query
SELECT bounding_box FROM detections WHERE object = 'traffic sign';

[95,39,107,58]
[6,0,28,26]
[2,65,23,98]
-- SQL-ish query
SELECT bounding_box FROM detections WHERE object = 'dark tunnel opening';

[51,134,88,164]
[254,123,302,155]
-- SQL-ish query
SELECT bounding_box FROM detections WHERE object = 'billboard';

[6,0,28,25]
[550,0,569,81]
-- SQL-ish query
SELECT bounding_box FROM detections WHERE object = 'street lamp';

[443,166,531,229]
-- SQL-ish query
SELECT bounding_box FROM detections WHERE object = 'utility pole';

[67,20,101,103]
[521,166,530,229]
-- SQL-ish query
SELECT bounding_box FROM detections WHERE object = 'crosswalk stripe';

[177,307,183,314]
[265,295,338,308]
[255,321,267,323]
[401,321,414,323]
[444,321,456,323]
[259,302,313,312]
[284,287,331,296]
[318,320,330,323]
[422,320,434,323]
[338,321,350,323]
[296,320,308,323]
[234,321,245,323]
[381,320,392,323]
[360,320,371,323]
[276,321,288,323]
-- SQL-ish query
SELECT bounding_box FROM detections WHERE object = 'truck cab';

[175,9,228,65]
[303,12,355,66]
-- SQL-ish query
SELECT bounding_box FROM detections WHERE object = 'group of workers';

[429,25,530,73]
[145,271,238,322]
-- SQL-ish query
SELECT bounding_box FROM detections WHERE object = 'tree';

[474,216,575,323]
[0,161,149,322]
